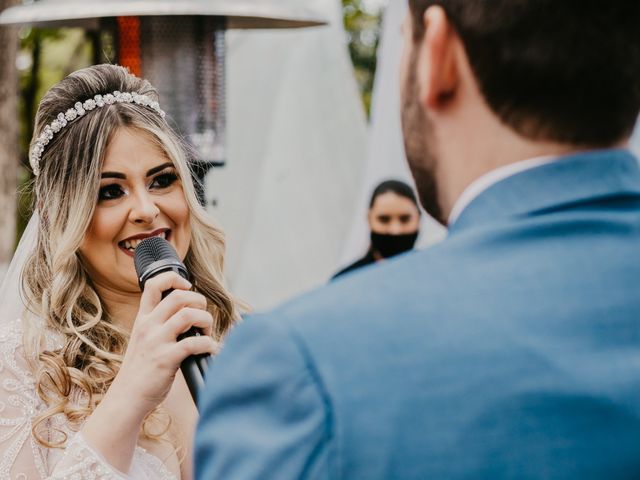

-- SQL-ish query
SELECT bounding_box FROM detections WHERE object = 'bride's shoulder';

[0,316,62,380]
[0,317,29,356]
[0,317,37,384]
[0,316,23,340]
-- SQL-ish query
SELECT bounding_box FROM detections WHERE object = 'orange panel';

[117,16,142,77]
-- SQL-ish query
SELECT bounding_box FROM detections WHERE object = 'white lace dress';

[0,318,178,480]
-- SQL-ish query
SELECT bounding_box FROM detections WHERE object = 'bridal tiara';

[29,91,166,176]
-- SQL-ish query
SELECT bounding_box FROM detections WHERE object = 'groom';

[196,0,640,478]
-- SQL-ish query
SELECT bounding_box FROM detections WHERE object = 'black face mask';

[370,231,418,259]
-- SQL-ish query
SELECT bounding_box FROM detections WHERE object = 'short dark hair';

[408,0,640,147]
[369,179,420,209]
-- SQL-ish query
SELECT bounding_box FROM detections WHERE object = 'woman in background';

[0,64,239,479]
[333,179,421,279]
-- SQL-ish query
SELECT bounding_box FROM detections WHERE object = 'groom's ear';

[416,6,461,111]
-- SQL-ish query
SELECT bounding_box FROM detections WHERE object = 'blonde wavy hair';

[21,64,240,448]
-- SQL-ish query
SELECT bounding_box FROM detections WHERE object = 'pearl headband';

[29,91,166,176]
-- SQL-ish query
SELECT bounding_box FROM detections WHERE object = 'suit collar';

[448,154,557,225]
[448,149,640,234]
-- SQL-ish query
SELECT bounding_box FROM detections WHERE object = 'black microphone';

[133,236,210,406]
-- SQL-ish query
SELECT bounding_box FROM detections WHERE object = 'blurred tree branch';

[343,0,383,117]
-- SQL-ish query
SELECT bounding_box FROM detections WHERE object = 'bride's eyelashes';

[98,183,127,201]
[150,171,179,190]
[97,170,180,202]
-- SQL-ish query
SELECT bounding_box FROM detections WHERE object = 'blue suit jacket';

[196,150,640,479]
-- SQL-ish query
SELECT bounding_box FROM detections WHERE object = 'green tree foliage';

[15,28,93,239]
[343,0,383,117]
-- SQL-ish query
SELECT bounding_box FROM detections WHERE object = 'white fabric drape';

[207,0,368,311]
[630,119,640,157]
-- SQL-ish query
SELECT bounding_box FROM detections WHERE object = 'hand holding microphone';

[134,237,212,402]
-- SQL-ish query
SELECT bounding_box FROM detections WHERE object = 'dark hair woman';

[333,179,421,279]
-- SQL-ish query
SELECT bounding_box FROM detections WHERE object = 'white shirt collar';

[448,155,557,225]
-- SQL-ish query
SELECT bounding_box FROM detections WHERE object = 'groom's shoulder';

[261,241,463,335]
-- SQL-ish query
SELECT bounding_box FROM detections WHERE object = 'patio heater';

[0,0,326,203]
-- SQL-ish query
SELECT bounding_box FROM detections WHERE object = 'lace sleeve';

[0,319,130,480]
[46,433,128,480]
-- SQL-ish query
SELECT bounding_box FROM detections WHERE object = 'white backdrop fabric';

[207,0,368,311]
[339,0,446,268]
[631,124,640,157]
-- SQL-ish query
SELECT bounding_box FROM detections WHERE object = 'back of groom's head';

[408,0,640,147]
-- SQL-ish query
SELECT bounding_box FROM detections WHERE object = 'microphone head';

[134,236,187,289]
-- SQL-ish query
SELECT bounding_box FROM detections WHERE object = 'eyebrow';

[101,162,174,179]
[146,162,174,176]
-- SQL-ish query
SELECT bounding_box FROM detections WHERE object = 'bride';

[0,64,239,479]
